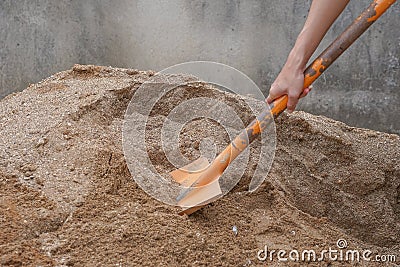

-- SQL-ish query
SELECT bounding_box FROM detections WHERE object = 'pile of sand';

[0,65,398,266]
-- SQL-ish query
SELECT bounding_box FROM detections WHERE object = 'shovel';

[170,0,396,215]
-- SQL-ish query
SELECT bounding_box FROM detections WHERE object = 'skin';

[266,0,350,113]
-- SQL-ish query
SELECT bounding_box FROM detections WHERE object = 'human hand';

[265,0,349,113]
[266,63,312,113]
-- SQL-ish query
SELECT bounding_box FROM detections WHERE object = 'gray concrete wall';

[1,0,399,134]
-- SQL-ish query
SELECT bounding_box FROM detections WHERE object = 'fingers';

[287,91,300,113]
[288,85,313,112]
[299,85,313,98]
[266,82,313,112]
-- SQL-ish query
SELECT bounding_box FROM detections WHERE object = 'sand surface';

[0,65,399,266]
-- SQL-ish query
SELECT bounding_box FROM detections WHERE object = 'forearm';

[267,0,350,111]
[287,0,350,70]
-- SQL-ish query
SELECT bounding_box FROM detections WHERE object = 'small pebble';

[232,225,238,236]
[36,138,47,147]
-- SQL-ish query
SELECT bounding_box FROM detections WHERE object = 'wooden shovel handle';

[269,0,396,119]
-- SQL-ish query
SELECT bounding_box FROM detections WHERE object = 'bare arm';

[266,0,350,112]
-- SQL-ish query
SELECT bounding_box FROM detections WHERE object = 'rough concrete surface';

[0,65,399,266]
[0,0,399,133]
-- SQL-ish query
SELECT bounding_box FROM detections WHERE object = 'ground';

[0,65,399,266]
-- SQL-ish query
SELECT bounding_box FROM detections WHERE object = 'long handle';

[193,0,396,187]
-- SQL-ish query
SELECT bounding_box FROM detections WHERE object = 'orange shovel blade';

[170,156,210,185]
[170,156,223,215]
[177,179,222,214]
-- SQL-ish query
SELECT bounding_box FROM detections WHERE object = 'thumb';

[266,83,283,104]
[266,93,276,104]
